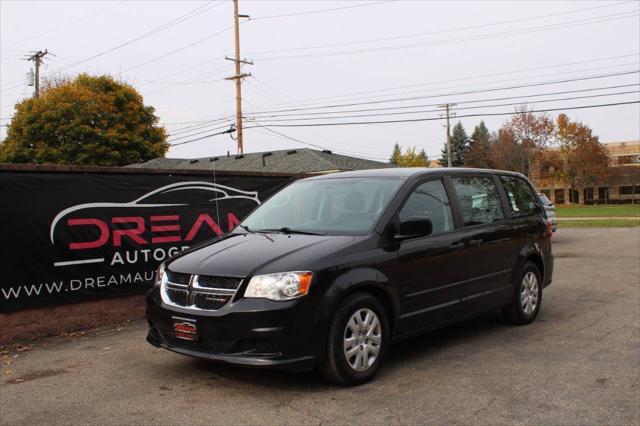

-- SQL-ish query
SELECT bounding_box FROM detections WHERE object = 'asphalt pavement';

[1,227,639,425]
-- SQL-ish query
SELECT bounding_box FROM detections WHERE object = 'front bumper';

[145,288,319,372]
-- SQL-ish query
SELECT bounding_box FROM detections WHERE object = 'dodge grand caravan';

[146,168,553,385]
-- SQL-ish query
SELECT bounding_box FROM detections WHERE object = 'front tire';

[319,292,389,386]
[502,261,543,325]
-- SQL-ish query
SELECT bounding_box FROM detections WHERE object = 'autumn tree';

[490,128,528,174]
[555,113,610,204]
[388,144,429,167]
[0,74,168,166]
[464,121,493,169]
[439,121,469,167]
[498,106,554,177]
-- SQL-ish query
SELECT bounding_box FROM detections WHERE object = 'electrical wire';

[250,0,395,21]
[246,85,640,121]
[245,101,640,128]
[246,1,635,56]
[242,53,640,111]
[3,2,124,49]
[167,101,639,149]
[50,1,225,74]
[168,123,234,143]
[248,83,640,118]
[169,125,235,147]
[245,70,640,114]
[119,25,233,75]
[248,90,639,122]
[247,125,392,162]
[255,11,640,61]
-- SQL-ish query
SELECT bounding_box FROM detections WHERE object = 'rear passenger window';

[500,176,539,217]
[452,176,504,226]
[399,179,453,234]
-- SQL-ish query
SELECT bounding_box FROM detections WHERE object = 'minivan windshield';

[240,177,403,235]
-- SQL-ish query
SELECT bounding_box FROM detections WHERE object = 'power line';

[137,60,229,87]
[48,1,225,74]
[244,70,640,114]
[2,2,124,49]
[255,11,639,61]
[242,53,640,111]
[166,101,640,149]
[248,124,392,162]
[246,1,635,56]
[250,0,394,21]
[245,101,640,128]
[168,123,235,143]
[120,25,234,75]
[247,83,640,119]
[166,114,235,135]
[246,89,640,122]
[169,125,236,147]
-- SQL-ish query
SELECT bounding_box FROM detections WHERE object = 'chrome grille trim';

[160,270,242,311]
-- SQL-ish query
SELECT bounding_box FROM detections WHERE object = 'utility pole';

[26,50,50,98]
[225,0,252,155]
[438,103,457,167]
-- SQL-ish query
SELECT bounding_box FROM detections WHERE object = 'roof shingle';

[128,148,392,173]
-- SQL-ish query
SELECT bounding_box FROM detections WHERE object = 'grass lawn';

[559,218,640,228]
[555,205,640,218]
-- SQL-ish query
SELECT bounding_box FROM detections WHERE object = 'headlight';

[244,271,313,301]
[155,262,166,287]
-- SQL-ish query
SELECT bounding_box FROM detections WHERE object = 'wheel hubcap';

[343,308,382,372]
[520,271,539,316]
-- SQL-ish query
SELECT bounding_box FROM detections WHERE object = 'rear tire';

[319,292,389,386]
[502,261,542,325]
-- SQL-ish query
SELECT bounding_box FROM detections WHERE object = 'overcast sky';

[1,0,639,162]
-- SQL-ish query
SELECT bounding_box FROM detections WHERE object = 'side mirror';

[396,217,433,239]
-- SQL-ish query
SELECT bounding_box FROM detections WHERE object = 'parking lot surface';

[1,228,639,425]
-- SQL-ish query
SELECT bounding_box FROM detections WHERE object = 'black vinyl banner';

[0,171,292,312]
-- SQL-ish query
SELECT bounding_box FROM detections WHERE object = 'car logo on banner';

[49,181,260,268]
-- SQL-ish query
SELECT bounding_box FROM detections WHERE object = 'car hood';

[167,232,359,278]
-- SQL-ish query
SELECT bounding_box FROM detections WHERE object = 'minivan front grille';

[162,269,242,311]
[166,287,189,306]
[197,275,242,290]
[166,270,191,285]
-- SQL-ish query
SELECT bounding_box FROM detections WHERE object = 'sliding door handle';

[468,239,483,247]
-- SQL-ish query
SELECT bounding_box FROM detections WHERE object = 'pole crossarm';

[225,73,252,81]
[225,56,254,65]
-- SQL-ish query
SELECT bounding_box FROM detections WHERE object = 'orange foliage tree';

[0,74,168,166]
[555,113,610,204]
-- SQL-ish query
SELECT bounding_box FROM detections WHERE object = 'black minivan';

[146,168,553,385]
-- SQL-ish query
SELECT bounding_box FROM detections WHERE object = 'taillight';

[546,222,553,239]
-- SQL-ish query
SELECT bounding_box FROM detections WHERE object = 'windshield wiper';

[236,224,252,233]
[257,227,326,236]
[237,224,275,241]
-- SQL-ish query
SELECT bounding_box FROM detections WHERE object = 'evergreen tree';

[465,121,493,168]
[438,121,469,167]
[389,142,401,164]
[418,149,428,165]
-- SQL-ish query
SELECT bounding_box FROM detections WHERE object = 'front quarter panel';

[312,265,400,341]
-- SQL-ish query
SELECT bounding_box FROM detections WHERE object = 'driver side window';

[398,179,454,234]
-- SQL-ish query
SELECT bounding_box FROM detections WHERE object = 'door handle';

[449,242,465,251]
[468,239,483,247]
